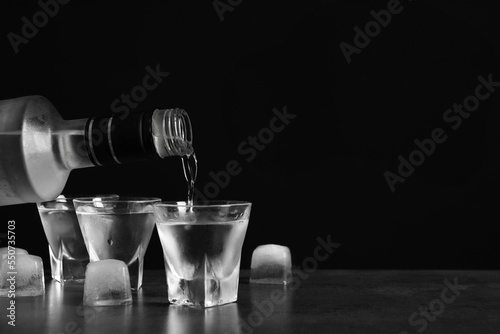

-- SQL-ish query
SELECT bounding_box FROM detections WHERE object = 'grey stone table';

[1,270,499,334]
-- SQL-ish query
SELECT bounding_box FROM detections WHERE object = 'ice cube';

[53,195,73,210]
[141,204,155,214]
[0,247,29,259]
[0,254,45,297]
[250,244,292,285]
[83,259,132,306]
[92,198,105,208]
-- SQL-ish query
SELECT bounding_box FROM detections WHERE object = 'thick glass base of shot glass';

[49,246,88,284]
[166,263,241,308]
[88,298,133,306]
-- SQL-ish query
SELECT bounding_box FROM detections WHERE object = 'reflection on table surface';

[1,270,499,334]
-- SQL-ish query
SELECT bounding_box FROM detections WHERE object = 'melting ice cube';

[0,247,28,259]
[250,244,292,285]
[83,259,132,306]
[0,254,45,297]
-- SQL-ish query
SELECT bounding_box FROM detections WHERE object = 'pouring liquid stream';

[181,152,198,207]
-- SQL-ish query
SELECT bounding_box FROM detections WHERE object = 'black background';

[0,0,499,270]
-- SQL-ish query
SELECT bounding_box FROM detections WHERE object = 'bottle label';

[84,110,158,166]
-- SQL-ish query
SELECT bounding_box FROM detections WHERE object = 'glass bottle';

[0,95,193,206]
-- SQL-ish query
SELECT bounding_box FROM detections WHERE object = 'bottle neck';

[151,108,193,158]
[82,109,193,167]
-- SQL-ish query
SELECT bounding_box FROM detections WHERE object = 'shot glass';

[73,197,161,291]
[37,195,118,283]
[154,201,251,307]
